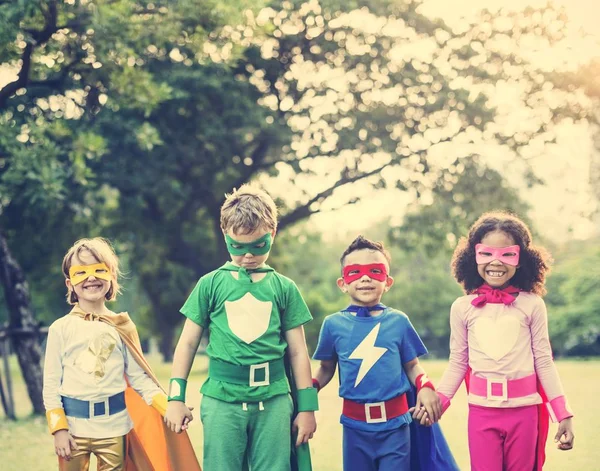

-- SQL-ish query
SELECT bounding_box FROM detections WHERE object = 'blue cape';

[408,386,460,471]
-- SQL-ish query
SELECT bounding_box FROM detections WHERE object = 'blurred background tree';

[0,0,598,411]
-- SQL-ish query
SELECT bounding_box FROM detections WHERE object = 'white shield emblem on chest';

[224,292,273,344]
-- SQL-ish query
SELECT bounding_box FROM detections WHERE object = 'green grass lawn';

[1,356,599,470]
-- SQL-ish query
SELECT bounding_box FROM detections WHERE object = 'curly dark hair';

[340,235,391,269]
[451,211,552,296]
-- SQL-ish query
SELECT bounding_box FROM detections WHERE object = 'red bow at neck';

[471,284,520,307]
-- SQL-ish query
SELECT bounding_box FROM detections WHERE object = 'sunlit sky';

[1,1,599,243]
[291,0,600,243]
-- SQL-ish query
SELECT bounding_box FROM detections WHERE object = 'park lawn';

[1,357,598,470]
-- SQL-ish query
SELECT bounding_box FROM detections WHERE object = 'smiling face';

[337,248,394,306]
[476,230,519,289]
[65,250,113,306]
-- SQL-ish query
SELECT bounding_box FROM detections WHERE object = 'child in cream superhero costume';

[165,184,317,471]
[431,212,575,470]
[43,237,199,471]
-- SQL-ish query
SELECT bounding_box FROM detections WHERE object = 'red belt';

[342,393,408,423]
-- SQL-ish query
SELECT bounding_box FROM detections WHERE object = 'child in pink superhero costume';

[428,211,574,470]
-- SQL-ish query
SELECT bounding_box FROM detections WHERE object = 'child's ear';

[65,278,72,290]
[336,277,347,292]
[384,276,394,291]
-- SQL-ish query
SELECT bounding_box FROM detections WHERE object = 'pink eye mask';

[342,263,388,284]
[475,244,520,266]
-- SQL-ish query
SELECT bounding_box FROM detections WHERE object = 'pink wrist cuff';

[547,395,573,423]
[437,392,451,414]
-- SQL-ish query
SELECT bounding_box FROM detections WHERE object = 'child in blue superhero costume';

[313,235,458,471]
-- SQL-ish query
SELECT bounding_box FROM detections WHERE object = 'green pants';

[201,394,294,471]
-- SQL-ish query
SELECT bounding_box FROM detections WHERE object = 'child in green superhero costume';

[165,184,318,471]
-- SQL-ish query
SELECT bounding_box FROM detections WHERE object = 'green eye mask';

[225,233,272,256]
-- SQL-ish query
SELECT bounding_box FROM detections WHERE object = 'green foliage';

[389,156,532,257]
[383,249,462,356]
[546,240,600,356]
[269,227,346,351]
[0,0,594,357]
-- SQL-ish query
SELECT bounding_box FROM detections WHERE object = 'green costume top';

[181,262,312,402]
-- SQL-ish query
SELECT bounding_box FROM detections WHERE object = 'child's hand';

[414,388,441,424]
[165,401,193,434]
[292,411,316,446]
[181,405,194,431]
[555,417,574,450]
[54,430,78,460]
[409,404,433,426]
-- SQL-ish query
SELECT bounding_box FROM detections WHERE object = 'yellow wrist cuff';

[46,408,69,434]
[151,393,168,416]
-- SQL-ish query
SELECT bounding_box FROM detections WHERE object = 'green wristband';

[296,387,319,412]
[168,378,187,402]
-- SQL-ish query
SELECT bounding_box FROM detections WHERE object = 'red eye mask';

[475,244,520,266]
[342,263,388,284]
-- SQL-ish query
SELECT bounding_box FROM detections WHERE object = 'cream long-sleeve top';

[437,292,572,420]
[43,313,162,439]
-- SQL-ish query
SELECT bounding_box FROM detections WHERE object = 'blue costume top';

[313,307,427,431]
[314,305,460,470]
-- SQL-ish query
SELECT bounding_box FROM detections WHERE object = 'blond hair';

[220,184,278,235]
[62,237,122,304]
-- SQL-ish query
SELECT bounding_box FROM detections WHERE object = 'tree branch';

[0,0,59,109]
[229,131,274,190]
[278,163,391,230]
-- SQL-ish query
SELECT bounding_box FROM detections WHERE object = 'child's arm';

[404,358,441,424]
[123,343,165,411]
[314,359,337,391]
[530,299,574,450]
[43,323,78,460]
[285,325,317,446]
[436,300,470,413]
[164,318,204,433]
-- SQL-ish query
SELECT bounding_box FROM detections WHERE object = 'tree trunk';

[0,230,45,415]
[158,327,175,362]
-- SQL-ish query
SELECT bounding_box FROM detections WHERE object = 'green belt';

[209,357,286,386]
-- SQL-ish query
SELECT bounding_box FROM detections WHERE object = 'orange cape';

[70,306,202,471]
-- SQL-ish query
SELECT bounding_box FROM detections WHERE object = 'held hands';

[54,429,78,461]
[555,417,574,450]
[409,388,442,426]
[292,411,317,447]
[164,401,194,433]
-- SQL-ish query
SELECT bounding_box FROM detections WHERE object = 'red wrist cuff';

[416,373,435,393]
[312,378,321,392]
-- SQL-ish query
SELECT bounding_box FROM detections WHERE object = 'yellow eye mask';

[69,263,112,285]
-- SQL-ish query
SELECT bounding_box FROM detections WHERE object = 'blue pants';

[343,425,411,471]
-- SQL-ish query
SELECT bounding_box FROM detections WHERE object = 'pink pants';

[468,404,538,471]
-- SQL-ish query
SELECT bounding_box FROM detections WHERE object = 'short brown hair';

[340,235,392,268]
[220,184,278,235]
[62,237,122,304]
